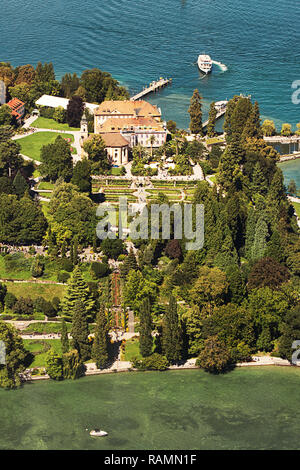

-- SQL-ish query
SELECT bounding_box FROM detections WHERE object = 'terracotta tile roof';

[99,117,165,133]
[11,110,22,120]
[6,98,25,112]
[94,100,161,117]
[98,133,129,148]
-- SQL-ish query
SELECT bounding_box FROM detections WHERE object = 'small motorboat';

[89,429,108,437]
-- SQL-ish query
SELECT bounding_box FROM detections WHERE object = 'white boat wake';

[212,60,228,72]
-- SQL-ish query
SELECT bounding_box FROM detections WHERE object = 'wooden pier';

[131,78,172,101]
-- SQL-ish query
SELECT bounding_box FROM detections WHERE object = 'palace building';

[81,100,167,166]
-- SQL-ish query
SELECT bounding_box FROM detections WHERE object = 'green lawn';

[0,253,68,284]
[40,201,50,216]
[110,167,124,176]
[39,191,53,199]
[24,339,62,367]
[293,202,300,218]
[23,322,72,335]
[5,282,66,301]
[38,181,55,190]
[33,117,79,132]
[0,254,32,280]
[122,337,142,361]
[33,168,41,178]
[19,132,74,161]
[206,136,226,145]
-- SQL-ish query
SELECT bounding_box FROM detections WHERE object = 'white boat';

[90,429,108,437]
[214,100,228,112]
[197,54,213,74]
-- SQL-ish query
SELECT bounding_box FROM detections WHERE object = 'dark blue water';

[2,0,300,130]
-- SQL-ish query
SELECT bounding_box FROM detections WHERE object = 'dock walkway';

[131,78,171,101]
[203,108,227,129]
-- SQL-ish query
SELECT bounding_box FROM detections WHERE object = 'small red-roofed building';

[6,98,25,124]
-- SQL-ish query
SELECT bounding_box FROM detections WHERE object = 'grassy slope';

[33,117,79,131]
[0,256,31,280]
[5,282,66,300]
[19,132,74,161]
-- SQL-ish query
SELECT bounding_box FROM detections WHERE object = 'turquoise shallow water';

[1,368,300,450]
[279,160,300,190]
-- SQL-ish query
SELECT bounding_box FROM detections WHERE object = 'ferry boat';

[89,429,108,437]
[197,54,213,74]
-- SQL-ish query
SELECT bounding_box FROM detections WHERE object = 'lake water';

[2,0,300,182]
[2,0,300,131]
[1,368,300,450]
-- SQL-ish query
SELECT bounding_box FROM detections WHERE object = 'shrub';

[91,262,110,279]
[4,292,17,310]
[59,258,73,272]
[40,107,55,119]
[132,353,169,371]
[45,349,63,380]
[52,296,61,313]
[196,336,233,374]
[199,161,214,176]
[53,106,66,124]
[31,258,45,278]
[62,349,85,379]
[34,297,56,317]
[13,297,34,316]
[57,271,70,283]
[101,239,125,260]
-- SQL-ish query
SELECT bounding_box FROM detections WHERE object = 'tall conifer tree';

[61,319,69,354]
[207,102,217,138]
[92,306,109,369]
[188,89,203,136]
[71,300,91,361]
[61,266,95,321]
[162,296,182,363]
[139,297,153,357]
[13,170,28,198]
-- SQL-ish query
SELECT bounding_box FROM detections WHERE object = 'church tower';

[80,111,89,158]
[80,111,89,141]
